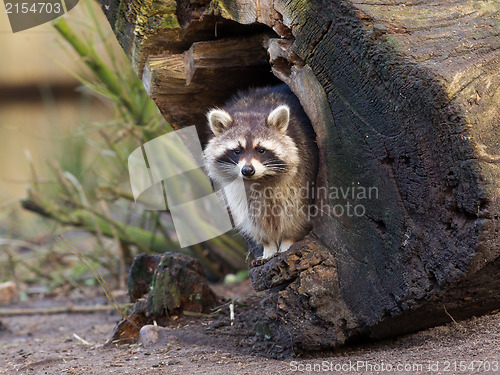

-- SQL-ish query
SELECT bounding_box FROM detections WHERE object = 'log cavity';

[140,17,284,144]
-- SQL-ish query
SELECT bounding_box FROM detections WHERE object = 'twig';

[73,333,91,346]
[54,236,126,319]
[0,238,40,249]
[21,195,184,254]
[443,303,458,324]
[229,300,234,326]
[99,199,127,288]
[24,149,39,191]
[183,310,220,318]
[0,197,25,210]
[0,304,127,316]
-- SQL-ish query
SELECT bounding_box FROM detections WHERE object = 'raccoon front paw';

[252,243,281,267]
[262,244,278,259]
[278,240,295,253]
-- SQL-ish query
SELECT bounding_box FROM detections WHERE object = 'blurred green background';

[0,0,247,302]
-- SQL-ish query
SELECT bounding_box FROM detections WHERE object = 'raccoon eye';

[258,148,266,154]
[233,149,241,155]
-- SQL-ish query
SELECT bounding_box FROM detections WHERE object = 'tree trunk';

[99,0,500,351]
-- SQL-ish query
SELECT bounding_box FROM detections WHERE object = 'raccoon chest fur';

[203,85,319,260]
[228,180,312,245]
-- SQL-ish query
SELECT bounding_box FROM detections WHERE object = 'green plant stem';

[52,18,137,121]
[21,194,182,254]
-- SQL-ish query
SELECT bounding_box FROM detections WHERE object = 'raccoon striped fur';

[203,85,319,260]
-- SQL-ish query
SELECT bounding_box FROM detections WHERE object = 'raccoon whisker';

[266,167,289,172]
[265,164,288,168]
[263,161,287,166]
[264,164,289,171]
[213,164,235,170]
[264,163,287,167]
[213,164,237,171]
[263,160,287,165]
[265,163,287,167]
[216,158,238,164]
[263,158,285,163]
[216,160,238,167]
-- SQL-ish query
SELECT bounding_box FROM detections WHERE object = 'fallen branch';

[0,303,129,316]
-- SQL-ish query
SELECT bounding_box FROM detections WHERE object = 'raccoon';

[203,85,319,260]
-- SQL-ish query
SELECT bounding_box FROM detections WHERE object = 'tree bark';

[100,0,500,351]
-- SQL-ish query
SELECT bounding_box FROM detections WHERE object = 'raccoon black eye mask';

[203,85,319,261]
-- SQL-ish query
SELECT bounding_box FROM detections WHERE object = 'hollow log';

[99,0,500,351]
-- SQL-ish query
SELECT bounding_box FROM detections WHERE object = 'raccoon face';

[204,106,299,182]
[215,139,285,180]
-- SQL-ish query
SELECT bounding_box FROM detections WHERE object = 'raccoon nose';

[241,165,255,177]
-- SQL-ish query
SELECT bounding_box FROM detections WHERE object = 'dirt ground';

[1,281,499,375]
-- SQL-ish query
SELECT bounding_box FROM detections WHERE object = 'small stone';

[0,281,16,305]
[139,325,172,348]
[139,325,159,348]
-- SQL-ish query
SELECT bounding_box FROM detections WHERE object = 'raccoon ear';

[207,109,233,135]
[267,105,290,133]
